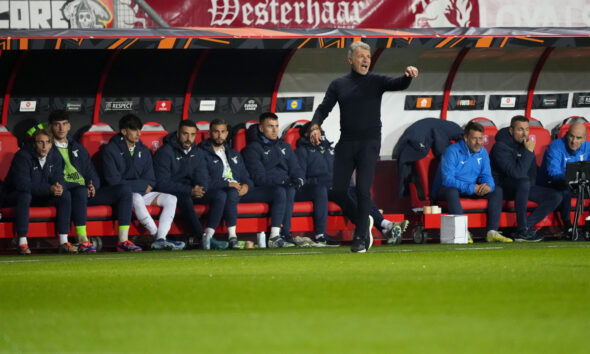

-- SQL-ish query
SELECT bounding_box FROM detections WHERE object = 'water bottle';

[257,232,266,248]
[202,233,210,250]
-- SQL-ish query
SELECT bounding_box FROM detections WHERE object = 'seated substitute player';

[3,129,75,255]
[490,115,562,242]
[49,110,134,253]
[242,112,305,248]
[296,123,409,246]
[153,119,228,250]
[102,114,183,251]
[196,119,254,249]
[538,122,590,237]
[431,121,511,243]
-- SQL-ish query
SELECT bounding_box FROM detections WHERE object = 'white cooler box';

[440,215,468,244]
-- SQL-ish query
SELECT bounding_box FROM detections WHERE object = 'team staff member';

[102,114,183,251]
[296,123,409,246]
[49,110,134,253]
[153,120,228,250]
[242,112,305,248]
[431,121,510,243]
[4,129,75,255]
[309,41,418,253]
[490,115,562,242]
[197,119,254,249]
[538,122,590,237]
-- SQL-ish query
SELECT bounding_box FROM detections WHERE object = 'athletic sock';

[118,225,130,243]
[155,193,177,239]
[227,226,237,238]
[75,225,89,243]
[205,228,215,239]
[381,219,393,231]
[59,234,69,245]
[315,233,324,240]
[270,226,281,238]
[132,193,158,235]
[18,237,27,246]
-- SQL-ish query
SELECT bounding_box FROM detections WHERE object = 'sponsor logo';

[577,95,590,106]
[209,0,366,28]
[243,99,258,111]
[500,96,516,108]
[199,99,216,111]
[280,148,286,155]
[155,100,172,112]
[105,101,133,111]
[477,157,482,164]
[411,0,477,28]
[231,156,238,164]
[66,102,82,112]
[416,97,432,108]
[542,97,557,107]
[286,98,302,111]
[457,99,476,107]
[20,100,37,112]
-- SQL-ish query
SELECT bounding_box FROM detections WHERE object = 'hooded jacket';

[6,142,65,197]
[538,136,590,186]
[55,135,101,190]
[101,133,156,194]
[241,124,304,187]
[197,138,253,191]
[295,134,334,187]
[153,132,205,195]
[490,127,537,185]
[431,139,495,198]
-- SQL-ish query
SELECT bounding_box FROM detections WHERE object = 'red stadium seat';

[195,120,210,145]
[281,119,309,150]
[528,118,551,166]
[0,127,18,180]
[80,123,116,158]
[232,120,258,152]
[140,122,167,154]
[471,117,498,152]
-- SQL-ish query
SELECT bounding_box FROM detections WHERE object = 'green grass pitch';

[1,242,589,353]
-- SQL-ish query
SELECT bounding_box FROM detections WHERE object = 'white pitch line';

[0,259,40,264]
[455,247,504,251]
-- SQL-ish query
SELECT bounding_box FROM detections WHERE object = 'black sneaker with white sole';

[350,235,366,253]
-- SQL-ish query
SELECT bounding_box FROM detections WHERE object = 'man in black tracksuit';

[310,41,418,253]
[197,119,254,249]
[48,110,133,253]
[490,115,562,242]
[242,112,305,248]
[4,129,73,255]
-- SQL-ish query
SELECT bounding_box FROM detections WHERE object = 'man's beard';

[212,139,224,147]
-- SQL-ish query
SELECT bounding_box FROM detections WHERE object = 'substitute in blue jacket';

[197,119,254,249]
[153,119,227,250]
[296,123,409,246]
[242,112,304,248]
[490,115,562,242]
[102,114,183,251]
[4,129,73,255]
[538,122,590,236]
[49,110,134,253]
[432,121,509,243]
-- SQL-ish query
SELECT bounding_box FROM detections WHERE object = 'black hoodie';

[490,127,537,185]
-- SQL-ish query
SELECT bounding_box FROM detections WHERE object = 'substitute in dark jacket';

[48,110,133,253]
[102,114,182,251]
[242,112,304,248]
[296,123,409,245]
[153,120,218,249]
[309,41,418,253]
[490,115,562,242]
[197,119,254,249]
[4,129,71,255]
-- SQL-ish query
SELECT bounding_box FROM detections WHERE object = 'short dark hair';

[510,115,529,128]
[299,122,312,137]
[178,119,197,130]
[119,114,143,131]
[210,118,228,130]
[464,121,484,135]
[48,110,69,124]
[259,112,278,124]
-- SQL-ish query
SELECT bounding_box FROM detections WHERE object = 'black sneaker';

[316,235,341,247]
[281,233,297,247]
[351,235,366,253]
[228,237,240,249]
[514,228,543,242]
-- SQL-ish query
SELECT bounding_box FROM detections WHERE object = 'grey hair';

[347,41,371,58]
